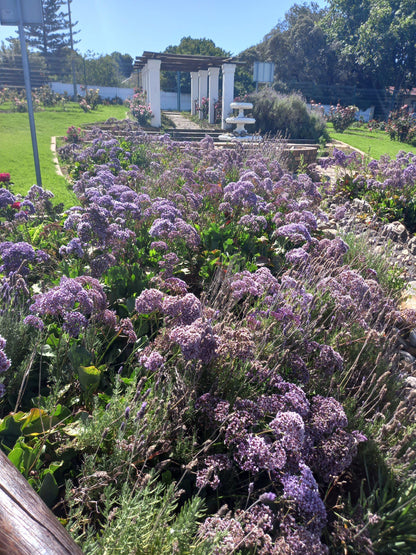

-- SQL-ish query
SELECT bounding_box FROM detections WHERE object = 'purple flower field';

[0,121,416,552]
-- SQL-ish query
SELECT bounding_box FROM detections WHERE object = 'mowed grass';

[0,103,128,208]
[327,123,416,159]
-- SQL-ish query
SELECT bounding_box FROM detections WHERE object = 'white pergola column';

[139,66,147,99]
[198,69,208,120]
[190,71,199,115]
[146,58,161,127]
[221,63,236,129]
[208,67,220,124]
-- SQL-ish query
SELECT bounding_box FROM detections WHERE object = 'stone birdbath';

[219,101,258,142]
[226,102,256,135]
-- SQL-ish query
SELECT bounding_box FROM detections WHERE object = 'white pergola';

[134,52,239,129]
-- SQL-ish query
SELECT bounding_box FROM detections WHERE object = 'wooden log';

[0,449,83,555]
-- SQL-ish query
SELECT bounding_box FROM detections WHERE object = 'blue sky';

[1,0,327,58]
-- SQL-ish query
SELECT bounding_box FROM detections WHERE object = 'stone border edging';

[50,136,64,177]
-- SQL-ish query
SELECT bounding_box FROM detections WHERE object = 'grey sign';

[0,0,43,25]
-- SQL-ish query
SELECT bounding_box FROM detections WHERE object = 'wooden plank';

[0,450,83,555]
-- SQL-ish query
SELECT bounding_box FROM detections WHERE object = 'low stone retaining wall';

[284,145,318,170]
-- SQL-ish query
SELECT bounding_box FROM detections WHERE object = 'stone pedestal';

[219,101,258,142]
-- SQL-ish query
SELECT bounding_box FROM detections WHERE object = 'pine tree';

[23,0,78,77]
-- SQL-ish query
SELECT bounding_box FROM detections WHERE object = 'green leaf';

[18,405,71,436]
[39,344,56,358]
[78,365,103,392]
[39,471,59,507]
[8,445,24,471]
[68,343,92,371]
[0,413,23,448]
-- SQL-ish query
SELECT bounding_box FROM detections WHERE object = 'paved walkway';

[164,111,205,130]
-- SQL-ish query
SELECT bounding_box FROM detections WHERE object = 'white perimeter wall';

[308,103,375,122]
[50,82,191,110]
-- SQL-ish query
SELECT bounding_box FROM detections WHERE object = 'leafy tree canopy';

[70,51,133,87]
[164,36,230,58]
[161,37,230,93]
[323,0,416,89]
[240,3,341,87]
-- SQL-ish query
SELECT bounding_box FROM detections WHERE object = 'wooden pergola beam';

[0,449,84,555]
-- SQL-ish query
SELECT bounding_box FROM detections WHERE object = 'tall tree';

[323,0,416,89]
[258,3,340,86]
[161,37,230,92]
[73,51,133,87]
[23,0,77,77]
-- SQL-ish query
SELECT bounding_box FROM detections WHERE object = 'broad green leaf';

[8,445,24,471]
[0,414,23,448]
[39,471,59,507]
[78,365,102,392]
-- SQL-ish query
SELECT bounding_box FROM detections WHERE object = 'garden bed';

[0,126,416,552]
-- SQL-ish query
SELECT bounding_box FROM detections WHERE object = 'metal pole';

[176,71,181,111]
[67,0,77,100]
[16,0,42,186]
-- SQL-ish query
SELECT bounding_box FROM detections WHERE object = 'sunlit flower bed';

[0,122,416,553]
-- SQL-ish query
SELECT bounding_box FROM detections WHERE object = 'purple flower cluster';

[234,433,287,472]
[0,241,48,276]
[27,276,109,337]
[149,216,200,248]
[162,293,202,325]
[317,268,387,317]
[305,395,366,482]
[282,462,327,533]
[0,335,11,374]
[275,223,312,244]
[170,318,219,363]
[320,147,359,169]
[229,267,280,300]
[223,180,259,210]
[285,247,310,265]
[237,214,267,233]
[139,350,164,372]
[0,188,15,208]
[198,503,275,553]
[196,454,232,490]
[134,288,164,314]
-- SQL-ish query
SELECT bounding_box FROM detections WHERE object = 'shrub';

[36,85,59,107]
[125,89,153,126]
[386,105,416,145]
[249,89,328,142]
[78,87,101,111]
[328,103,358,133]
[65,126,83,144]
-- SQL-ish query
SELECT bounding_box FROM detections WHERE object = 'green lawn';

[327,123,416,159]
[0,103,128,207]
[3,106,415,210]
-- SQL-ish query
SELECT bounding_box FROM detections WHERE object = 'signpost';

[0,0,43,186]
[253,61,275,92]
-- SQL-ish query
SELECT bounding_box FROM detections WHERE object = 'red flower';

[0,173,10,183]
[11,201,21,209]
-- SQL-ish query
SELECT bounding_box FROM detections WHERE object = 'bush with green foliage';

[249,89,328,142]
[125,90,153,127]
[328,103,359,133]
[386,106,416,145]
